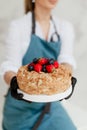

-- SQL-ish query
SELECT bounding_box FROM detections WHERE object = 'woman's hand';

[60,63,77,100]
[4,71,32,102]
[10,76,32,102]
[4,71,17,86]
[65,77,77,99]
[4,71,23,100]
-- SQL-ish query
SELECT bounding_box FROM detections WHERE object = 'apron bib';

[22,13,61,65]
[2,12,76,130]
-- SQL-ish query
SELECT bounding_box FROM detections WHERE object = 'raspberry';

[34,64,42,73]
[53,61,59,68]
[38,58,48,65]
[46,65,55,73]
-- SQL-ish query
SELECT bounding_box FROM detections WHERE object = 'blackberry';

[33,58,38,64]
[42,67,47,73]
[28,65,34,71]
[42,65,47,73]
[42,64,46,68]
[48,58,55,64]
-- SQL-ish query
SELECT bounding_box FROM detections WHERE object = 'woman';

[0,0,77,130]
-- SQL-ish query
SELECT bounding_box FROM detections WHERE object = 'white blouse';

[0,12,76,78]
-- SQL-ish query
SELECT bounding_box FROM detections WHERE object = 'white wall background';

[0,0,87,129]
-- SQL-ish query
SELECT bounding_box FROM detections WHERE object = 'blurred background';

[0,0,87,130]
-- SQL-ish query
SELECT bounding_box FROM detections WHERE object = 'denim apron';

[2,12,76,130]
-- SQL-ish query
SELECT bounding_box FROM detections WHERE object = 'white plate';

[17,86,72,103]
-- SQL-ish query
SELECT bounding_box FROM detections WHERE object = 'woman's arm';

[0,21,22,85]
[58,21,76,70]
[4,71,17,86]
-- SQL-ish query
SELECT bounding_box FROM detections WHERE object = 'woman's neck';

[34,3,52,40]
[35,4,51,24]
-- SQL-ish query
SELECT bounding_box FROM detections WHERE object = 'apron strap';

[32,11,36,34]
[50,31,60,42]
[50,16,60,42]
[32,103,51,130]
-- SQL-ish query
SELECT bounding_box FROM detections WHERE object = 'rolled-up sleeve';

[58,21,76,69]
[0,21,22,77]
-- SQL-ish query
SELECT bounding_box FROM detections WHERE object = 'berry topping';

[53,61,59,68]
[46,65,55,73]
[34,64,42,73]
[27,57,59,73]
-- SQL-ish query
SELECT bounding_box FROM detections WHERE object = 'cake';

[17,58,72,95]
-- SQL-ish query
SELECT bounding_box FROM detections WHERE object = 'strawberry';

[34,63,42,73]
[53,61,59,68]
[38,58,48,65]
[46,65,55,73]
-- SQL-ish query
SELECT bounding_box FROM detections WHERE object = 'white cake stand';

[17,86,72,102]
